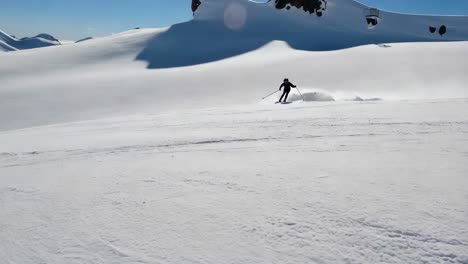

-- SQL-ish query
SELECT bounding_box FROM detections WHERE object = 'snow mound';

[0,29,60,52]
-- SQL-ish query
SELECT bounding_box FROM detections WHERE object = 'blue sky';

[1,0,468,40]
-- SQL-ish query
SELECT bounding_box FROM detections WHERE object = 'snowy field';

[1,99,467,263]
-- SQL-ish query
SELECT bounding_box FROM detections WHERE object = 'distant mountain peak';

[0,29,61,52]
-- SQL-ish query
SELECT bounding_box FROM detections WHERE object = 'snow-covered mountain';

[0,29,61,52]
[0,39,17,52]
[140,0,468,68]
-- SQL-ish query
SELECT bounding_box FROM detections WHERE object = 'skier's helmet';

[284,78,289,82]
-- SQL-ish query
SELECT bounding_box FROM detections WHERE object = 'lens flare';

[224,2,247,30]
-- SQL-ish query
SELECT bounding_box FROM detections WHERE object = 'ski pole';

[296,87,305,101]
[262,90,279,100]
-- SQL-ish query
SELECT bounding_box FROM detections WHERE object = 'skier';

[278,78,297,103]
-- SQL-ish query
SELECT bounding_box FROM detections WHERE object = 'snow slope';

[1,0,468,130]
[0,29,467,131]
[1,99,467,264]
[0,29,60,52]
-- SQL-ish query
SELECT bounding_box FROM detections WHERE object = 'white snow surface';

[1,0,468,263]
[1,100,468,264]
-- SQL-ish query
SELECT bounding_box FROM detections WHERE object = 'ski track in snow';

[1,100,468,264]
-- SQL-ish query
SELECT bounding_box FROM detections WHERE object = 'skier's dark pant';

[279,88,291,102]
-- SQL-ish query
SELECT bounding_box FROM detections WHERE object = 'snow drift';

[0,29,61,52]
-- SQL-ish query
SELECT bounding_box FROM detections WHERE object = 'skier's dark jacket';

[280,82,297,91]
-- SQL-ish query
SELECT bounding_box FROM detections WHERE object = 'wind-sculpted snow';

[137,0,468,68]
